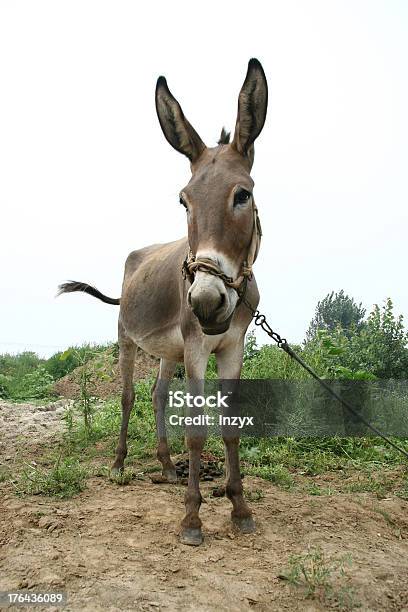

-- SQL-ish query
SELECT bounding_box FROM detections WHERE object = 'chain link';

[240,295,288,348]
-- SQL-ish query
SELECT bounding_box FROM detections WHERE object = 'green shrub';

[45,342,114,380]
[16,457,87,498]
[13,366,54,399]
[0,373,11,398]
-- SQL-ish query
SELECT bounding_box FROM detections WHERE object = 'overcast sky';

[1,1,407,357]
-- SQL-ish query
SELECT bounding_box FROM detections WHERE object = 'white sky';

[1,1,407,357]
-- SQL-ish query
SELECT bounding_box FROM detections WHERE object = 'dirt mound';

[53,348,158,399]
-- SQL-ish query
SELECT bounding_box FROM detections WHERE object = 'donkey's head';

[155,59,268,335]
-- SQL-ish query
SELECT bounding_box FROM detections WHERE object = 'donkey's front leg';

[152,359,177,482]
[217,340,255,534]
[180,346,210,546]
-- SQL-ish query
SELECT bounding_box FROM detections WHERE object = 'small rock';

[39,572,65,587]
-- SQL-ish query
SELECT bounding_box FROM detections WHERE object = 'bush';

[45,343,113,380]
[0,373,11,398]
[16,457,87,498]
[13,366,54,399]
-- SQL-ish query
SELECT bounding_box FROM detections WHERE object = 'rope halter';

[182,202,262,299]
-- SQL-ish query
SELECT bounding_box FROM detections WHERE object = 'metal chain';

[240,294,408,461]
[241,295,288,348]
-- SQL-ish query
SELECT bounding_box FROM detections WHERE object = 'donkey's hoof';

[232,515,256,534]
[180,528,203,546]
[163,468,177,483]
[110,465,124,479]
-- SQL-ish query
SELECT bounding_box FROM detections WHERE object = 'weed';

[371,504,396,527]
[281,546,358,609]
[245,464,294,489]
[0,468,10,483]
[395,474,408,500]
[345,476,389,498]
[109,467,143,485]
[15,457,87,498]
[305,482,334,496]
[244,488,265,502]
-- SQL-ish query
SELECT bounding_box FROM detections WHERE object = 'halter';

[181,202,262,302]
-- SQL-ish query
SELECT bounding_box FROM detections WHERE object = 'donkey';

[58,58,268,546]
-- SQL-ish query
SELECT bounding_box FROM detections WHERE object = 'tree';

[306,290,366,342]
[346,298,408,379]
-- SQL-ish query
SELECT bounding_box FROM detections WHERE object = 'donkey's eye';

[233,189,252,206]
[179,196,187,209]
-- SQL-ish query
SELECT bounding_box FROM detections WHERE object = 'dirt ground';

[0,400,407,611]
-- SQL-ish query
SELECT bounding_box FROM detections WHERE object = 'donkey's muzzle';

[188,284,231,334]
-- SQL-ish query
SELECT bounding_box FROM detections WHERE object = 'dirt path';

[0,401,407,611]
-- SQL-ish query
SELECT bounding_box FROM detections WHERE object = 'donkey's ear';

[232,58,268,157]
[155,76,206,163]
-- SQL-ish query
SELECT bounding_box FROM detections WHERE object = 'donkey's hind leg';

[152,359,177,482]
[111,325,136,475]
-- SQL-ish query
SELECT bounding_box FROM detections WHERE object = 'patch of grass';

[245,463,294,489]
[305,482,335,496]
[0,467,10,483]
[15,457,87,498]
[244,488,265,502]
[344,476,390,498]
[281,546,358,609]
[395,475,408,500]
[371,504,396,527]
[109,467,144,485]
[63,378,157,455]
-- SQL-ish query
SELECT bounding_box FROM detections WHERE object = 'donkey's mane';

[217,127,230,145]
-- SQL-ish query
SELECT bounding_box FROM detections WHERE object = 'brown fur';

[59,58,268,546]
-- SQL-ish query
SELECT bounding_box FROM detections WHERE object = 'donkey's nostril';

[188,291,192,306]
[218,292,226,309]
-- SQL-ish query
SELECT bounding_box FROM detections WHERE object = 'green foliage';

[243,330,258,361]
[15,457,87,498]
[0,343,114,400]
[304,329,376,380]
[63,377,161,460]
[346,299,408,379]
[242,343,306,379]
[303,298,408,380]
[45,343,111,380]
[0,373,11,398]
[0,351,41,379]
[60,346,116,435]
[0,352,46,398]
[244,463,294,489]
[282,547,356,607]
[306,290,366,341]
[12,366,54,399]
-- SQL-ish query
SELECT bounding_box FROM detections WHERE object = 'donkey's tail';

[57,281,120,305]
